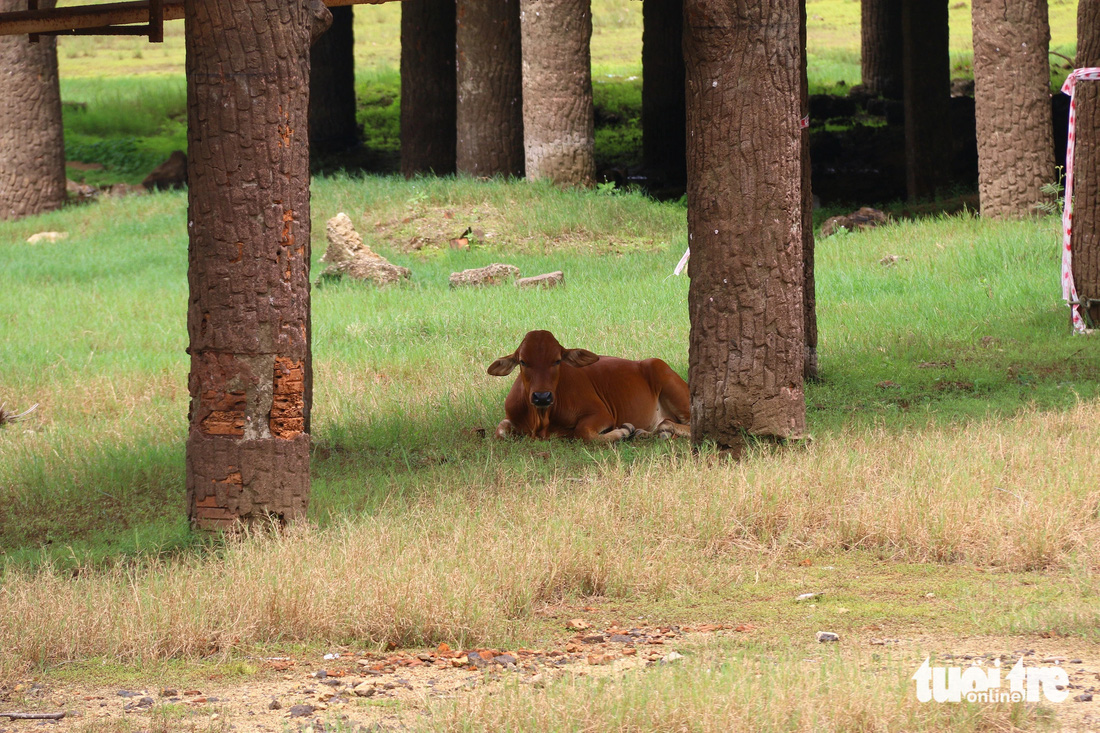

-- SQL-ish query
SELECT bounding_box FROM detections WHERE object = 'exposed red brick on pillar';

[271,357,306,438]
[184,0,313,531]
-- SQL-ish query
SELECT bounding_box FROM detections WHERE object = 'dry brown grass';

[2,401,1099,681]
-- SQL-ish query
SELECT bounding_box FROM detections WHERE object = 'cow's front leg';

[494,419,516,439]
[574,415,635,443]
[634,419,691,439]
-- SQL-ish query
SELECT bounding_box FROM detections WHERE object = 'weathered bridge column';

[456,0,524,177]
[684,0,806,451]
[184,0,316,529]
[0,0,66,221]
[519,0,595,185]
[900,0,951,201]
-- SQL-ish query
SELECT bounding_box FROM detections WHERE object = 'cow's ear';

[487,355,519,376]
[562,348,599,368]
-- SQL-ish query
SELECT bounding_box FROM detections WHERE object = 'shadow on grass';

[3,335,1097,571]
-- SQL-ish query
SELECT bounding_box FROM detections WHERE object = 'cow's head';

[487,330,599,409]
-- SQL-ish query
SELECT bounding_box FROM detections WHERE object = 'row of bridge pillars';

[392,0,954,202]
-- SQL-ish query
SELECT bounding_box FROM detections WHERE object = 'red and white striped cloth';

[1061,67,1100,334]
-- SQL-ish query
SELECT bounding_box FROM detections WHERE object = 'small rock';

[352,683,376,698]
[137,697,155,708]
[1075,692,1094,702]
[661,651,684,664]
[26,231,68,244]
[321,212,410,286]
[448,263,520,288]
[268,698,282,710]
[341,259,411,286]
[582,634,606,644]
[821,206,889,238]
[816,631,840,643]
[107,182,145,198]
[287,704,314,718]
[116,690,137,698]
[323,653,340,661]
[466,651,490,669]
[587,653,613,666]
[515,270,564,289]
[493,654,517,666]
[609,634,634,643]
[566,619,590,631]
[795,593,818,602]
[66,179,98,200]
[160,689,178,697]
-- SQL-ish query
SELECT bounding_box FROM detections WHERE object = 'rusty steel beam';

[0,0,401,38]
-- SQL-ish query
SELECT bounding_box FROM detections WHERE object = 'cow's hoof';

[621,423,636,439]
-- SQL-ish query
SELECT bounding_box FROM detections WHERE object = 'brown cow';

[487,330,690,442]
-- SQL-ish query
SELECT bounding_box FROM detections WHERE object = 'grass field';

[3,176,1100,729]
[3,3,1099,731]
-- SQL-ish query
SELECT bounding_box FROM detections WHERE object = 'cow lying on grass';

[487,330,690,442]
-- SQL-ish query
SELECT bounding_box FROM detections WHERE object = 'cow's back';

[560,356,682,430]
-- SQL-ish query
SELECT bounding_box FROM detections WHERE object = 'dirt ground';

[3,626,1099,732]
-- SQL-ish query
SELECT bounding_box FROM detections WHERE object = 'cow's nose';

[531,391,553,407]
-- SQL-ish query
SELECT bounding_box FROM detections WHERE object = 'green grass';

[1,177,1097,568]
[61,76,188,184]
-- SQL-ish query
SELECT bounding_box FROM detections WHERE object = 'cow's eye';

[553,360,562,366]
[518,360,526,367]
